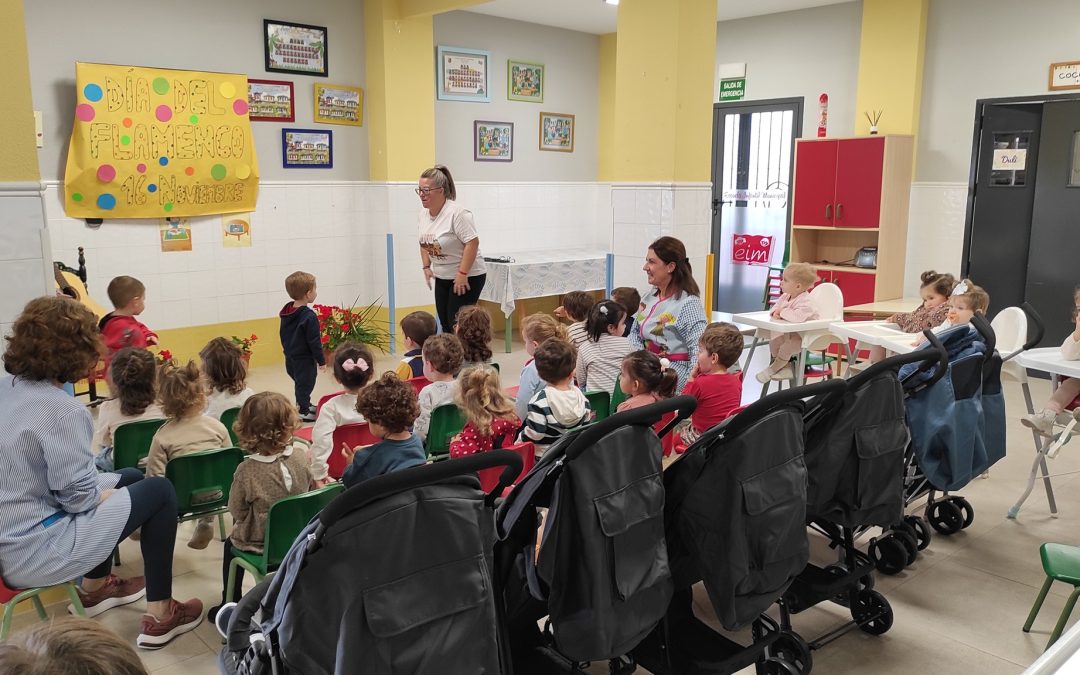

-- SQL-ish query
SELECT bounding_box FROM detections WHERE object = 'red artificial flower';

[159,349,172,360]
[320,335,330,344]
[341,323,351,331]
[249,334,258,341]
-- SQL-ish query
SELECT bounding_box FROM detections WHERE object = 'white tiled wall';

[609,183,713,298]
[903,182,968,296]
[0,183,52,338]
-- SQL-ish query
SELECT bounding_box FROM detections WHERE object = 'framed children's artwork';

[313,84,363,126]
[282,128,333,169]
[264,19,328,77]
[437,46,491,102]
[474,121,513,162]
[539,112,575,153]
[507,60,544,103]
[247,79,295,122]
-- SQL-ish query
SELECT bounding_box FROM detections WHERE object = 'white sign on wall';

[992,148,1027,171]
[1049,61,1080,91]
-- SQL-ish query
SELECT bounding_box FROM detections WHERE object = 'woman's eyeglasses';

[415,187,444,195]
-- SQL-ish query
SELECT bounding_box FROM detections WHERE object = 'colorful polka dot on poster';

[120,135,131,146]
[219,82,236,99]
[163,202,174,212]
[122,118,133,128]
[211,164,227,181]
[185,167,195,176]
[155,105,172,122]
[72,193,83,202]
[75,104,95,122]
[189,114,198,124]
[236,164,251,179]
[148,184,158,193]
[136,163,147,173]
[153,77,169,95]
[232,99,248,116]
[83,84,103,102]
[96,164,116,182]
[96,194,116,210]
[159,157,169,166]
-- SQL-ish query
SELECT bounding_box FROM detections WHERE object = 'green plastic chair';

[113,418,168,472]
[1025,543,1080,649]
[611,379,628,412]
[219,407,242,447]
[225,483,344,603]
[426,403,467,461]
[1,579,85,640]
[584,390,611,423]
[165,447,243,541]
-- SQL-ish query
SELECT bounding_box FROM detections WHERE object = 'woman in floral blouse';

[628,237,708,394]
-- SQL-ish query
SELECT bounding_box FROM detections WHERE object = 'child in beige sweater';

[145,360,230,549]
[208,392,311,622]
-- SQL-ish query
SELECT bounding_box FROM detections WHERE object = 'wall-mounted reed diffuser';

[865,109,883,135]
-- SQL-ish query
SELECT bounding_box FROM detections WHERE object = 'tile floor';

[9,339,1079,674]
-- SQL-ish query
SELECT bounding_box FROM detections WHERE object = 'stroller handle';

[224,576,275,651]
[971,312,996,355]
[563,394,698,461]
[697,379,846,446]
[317,450,524,530]
[850,333,949,388]
[1021,302,1045,350]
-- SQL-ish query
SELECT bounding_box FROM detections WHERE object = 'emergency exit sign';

[719,78,745,101]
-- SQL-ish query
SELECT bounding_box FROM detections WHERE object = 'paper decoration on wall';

[64,62,260,219]
[159,218,192,252]
[731,234,774,266]
[222,214,252,248]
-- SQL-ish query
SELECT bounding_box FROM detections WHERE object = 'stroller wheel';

[927,500,964,535]
[768,631,813,674]
[853,590,894,636]
[608,655,636,675]
[903,515,932,550]
[893,529,919,566]
[761,655,802,675]
[950,496,975,529]
[869,536,907,576]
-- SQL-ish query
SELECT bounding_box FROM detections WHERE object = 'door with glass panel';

[710,98,802,313]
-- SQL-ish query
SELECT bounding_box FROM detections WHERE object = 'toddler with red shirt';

[681,322,744,444]
[99,276,158,375]
[450,364,521,457]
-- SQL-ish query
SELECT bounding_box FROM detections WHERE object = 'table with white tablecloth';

[479,249,610,352]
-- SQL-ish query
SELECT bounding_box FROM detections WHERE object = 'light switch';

[34,111,43,148]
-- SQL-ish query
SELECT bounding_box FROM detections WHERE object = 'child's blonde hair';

[455,364,517,437]
[784,262,818,287]
[199,337,247,395]
[0,616,148,675]
[951,279,990,314]
[157,360,206,419]
[521,313,568,344]
[234,392,300,456]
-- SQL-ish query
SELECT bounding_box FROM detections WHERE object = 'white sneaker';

[755,369,774,384]
[770,365,795,381]
[1022,409,1058,438]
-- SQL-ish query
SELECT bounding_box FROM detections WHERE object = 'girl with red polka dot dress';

[449,364,521,458]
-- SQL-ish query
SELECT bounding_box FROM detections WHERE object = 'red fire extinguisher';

[817,93,828,138]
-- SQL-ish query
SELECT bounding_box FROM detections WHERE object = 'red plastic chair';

[477,441,535,494]
[505,385,520,398]
[327,422,382,479]
[1,577,86,639]
[294,391,345,443]
[407,376,432,396]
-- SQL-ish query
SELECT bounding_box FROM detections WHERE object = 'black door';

[963,103,1042,316]
[1025,100,1080,347]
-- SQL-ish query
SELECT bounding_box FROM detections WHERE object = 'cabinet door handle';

[836,203,843,220]
[825,203,832,220]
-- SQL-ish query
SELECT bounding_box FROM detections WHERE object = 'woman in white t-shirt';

[417,165,487,331]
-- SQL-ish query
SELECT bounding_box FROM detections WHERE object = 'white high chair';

[759,283,846,396]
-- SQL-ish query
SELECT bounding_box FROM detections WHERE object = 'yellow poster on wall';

[64,62,259,219]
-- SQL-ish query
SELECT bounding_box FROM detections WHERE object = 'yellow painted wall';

[399,0,487,18]
[0,0,39,182]
[854,0,928,136]
[611,0,716,182]
[597,33,617,182]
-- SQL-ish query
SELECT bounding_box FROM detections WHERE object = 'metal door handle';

[825,203,832,220]
[836,203,843,220]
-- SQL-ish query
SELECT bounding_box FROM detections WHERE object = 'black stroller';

[218,450,523,675]
[895,314,1006,547]
[773,336,949,668]
[634,380,845,675]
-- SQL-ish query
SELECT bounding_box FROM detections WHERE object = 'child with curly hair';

[208,392,312,621]
[342,373,428,487]
[200,337,255,419]
[450,364,520,458]
[310,342,377,484]
[455,304,494,365]
[146,360,231,549]
[92,347,164,471]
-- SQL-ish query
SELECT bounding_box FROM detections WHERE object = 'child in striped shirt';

[519,338,591,457]
[576,300,631,395]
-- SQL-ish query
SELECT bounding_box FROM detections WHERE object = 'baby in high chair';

[756,262,820,384]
